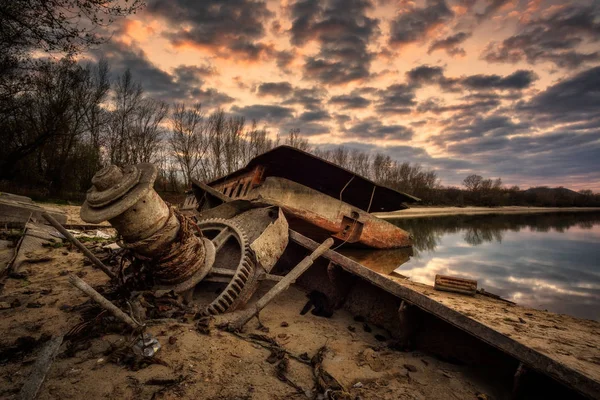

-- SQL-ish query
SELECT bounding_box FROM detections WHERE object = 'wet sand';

[375,206,600,219]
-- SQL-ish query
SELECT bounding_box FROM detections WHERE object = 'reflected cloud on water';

[387,213,600,320]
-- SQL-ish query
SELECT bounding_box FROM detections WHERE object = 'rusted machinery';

[80,163,288,315]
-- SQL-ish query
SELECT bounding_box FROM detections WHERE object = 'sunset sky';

[86,0,600,190]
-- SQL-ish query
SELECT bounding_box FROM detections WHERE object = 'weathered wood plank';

[0,197,67,225]
[289,230,600,399]
[18,336,64,400]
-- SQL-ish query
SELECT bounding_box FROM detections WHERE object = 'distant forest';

[1,1,599,208]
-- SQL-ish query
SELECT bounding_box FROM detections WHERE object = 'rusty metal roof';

[209,146,419,212]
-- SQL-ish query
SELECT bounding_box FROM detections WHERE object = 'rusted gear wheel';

[195,219,256,315]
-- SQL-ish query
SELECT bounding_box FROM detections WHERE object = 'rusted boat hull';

[184,178,413,249]
[182,146,417,249]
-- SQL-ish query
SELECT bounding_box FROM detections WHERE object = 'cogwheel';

[194,218,257,315]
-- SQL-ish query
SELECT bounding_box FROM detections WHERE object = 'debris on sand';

[0,154,597,400]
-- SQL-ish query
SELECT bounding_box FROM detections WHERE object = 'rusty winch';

[80,163,269,315]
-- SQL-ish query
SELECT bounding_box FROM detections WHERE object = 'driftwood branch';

[42,212,117,281]
[68,274,139,330]
[227,237,334,330]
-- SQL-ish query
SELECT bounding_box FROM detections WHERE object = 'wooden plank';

[11,223,60,272]
[18,335,63,400]
[0,198,67,225]
[434,274,477,296]
[289,230,600,399]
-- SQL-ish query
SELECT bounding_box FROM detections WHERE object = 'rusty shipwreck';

[0,148,598,400]
[181,146,419,249]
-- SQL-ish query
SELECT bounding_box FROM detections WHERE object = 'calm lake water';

[384,212,600,321]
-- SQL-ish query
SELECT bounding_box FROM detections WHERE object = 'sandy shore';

[375,206,600,219]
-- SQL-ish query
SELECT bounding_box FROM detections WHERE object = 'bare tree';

[106,69,143,165]
[207,109,226,179]
[129,98,169,164]
[244,120,279,161]
[285,128,311,151]
[463,174,483,191]
[169,103,208,186]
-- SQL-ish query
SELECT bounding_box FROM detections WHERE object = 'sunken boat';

[181,146,419,249]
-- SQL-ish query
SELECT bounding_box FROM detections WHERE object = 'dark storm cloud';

[256,82,294,97]
[146,0,274,60]
[406,65,537,92]
[523,66,600,122]
[275,50,296,70]
[289,0,379,84]
[374,84,417,114]
[91,40,234,106]
[329,94,372,109]
[230,104,294,122]
[416,97,500,114]
[461,70,538,90]
[299,110,331,122]
[172,65,216,86]
[282,87,327,110]
[434,67,600,183]
[441,114,530,143]
[389,0,453,45]
[406,65,445,85]
[482,3,600,68]
[445,130,600,181]
[427,31,472,56]
[346,119,414,140]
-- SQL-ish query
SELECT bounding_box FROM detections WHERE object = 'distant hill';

[521,186,592,207]
[524,187,582,197]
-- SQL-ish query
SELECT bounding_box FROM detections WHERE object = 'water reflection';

[382,213,600,320]
[390,212,600,254]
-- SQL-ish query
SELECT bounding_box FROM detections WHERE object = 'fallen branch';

[226,238,334,330]
[68,274,140,330]
[42,213,117,281]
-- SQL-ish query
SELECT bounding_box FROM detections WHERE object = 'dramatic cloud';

[90,40,233,106]
[282,87,326,110]
[406,65,445,85]
[146,0,274,60]
[389,0,453,45]
[428,32,472,56]
[289,0,379,84]
[436,67,600,185]
[231,104,294,122]
[523,66,600,124]
[346,119,414,140]
[87,0,600,189]
[329,94,372,109]
[406,65,537,92]
[440,114,531,143]
[375,84,417,114]
[460,70,538,91]
[299,110,331,122]
[482,3,600,68]
[256,82,294,97]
